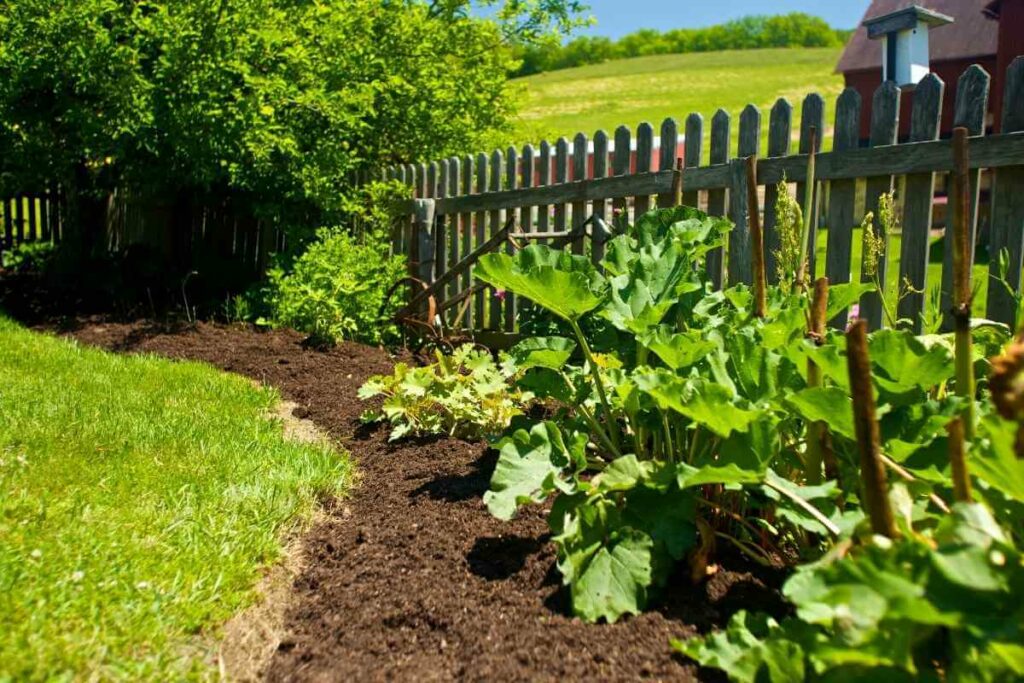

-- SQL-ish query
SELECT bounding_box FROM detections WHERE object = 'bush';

[262,228,406,346]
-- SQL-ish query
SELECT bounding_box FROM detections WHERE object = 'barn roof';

[837,0,998,73]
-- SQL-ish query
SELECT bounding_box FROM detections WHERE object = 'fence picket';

[461,156,474,329]
[897,73,945,333]
[489,150,504,330]
[860,80,902,329]
[764,99,792,284]
[538,141,552,237]
[572,133,588,255]
[657,118,679,208]
[986,57,1024,326]
[634,122,654,215]
[447,157,462,327]
[728,105,761,285]
[825,87,862,328]
[505,147,519,330]
[554,138,570,239]
[3,199,11,250]
[798,94,825,279]
[940,65,990,330]
[592,130,609,264]
[474,153,488,325]
[435,160,449,301]
[612,126,631,221]
[682,113,702,209]
[707,109,730,287]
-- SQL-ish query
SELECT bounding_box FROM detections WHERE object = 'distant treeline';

[512,13,854,77]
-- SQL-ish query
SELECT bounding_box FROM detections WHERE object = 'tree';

[0,0,588,252]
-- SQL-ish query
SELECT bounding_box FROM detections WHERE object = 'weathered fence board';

[826,87,863,328]
[896,73,945,333]
[707,109,731,288]
[658,118,679,209]
[592,130,610,264]
[859,80,902,329]
[987,57,1024,325]
[764,98,792,285]
[682,114,703,209]
[572,133,588,257]
[941,65,990,330]
[635,123,654,216]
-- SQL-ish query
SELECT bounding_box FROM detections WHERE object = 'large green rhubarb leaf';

[635,371,763,438]
[673,611,806,683]
[868,329,955,400]
[475,245,604,322]
[484,421,582,520]
[507,336,577,372]
[569,528,653,623]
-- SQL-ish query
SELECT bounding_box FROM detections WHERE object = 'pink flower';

[494,289,507,301]
[613,207,623,217]
[847,304,861,329]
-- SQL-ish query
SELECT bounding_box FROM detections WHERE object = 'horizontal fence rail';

[376,58,1024,339]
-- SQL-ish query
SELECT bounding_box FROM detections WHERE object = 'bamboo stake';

[805,277,831,484]
[796,126,818,290]
[746,155,767,318]
[947,417,973,503]
[846,320,898,538]
[951,127,976,440]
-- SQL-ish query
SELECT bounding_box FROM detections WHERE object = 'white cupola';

[863,5,954,86]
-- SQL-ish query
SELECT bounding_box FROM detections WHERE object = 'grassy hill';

[511,47,845,158]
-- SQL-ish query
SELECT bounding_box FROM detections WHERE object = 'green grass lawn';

[511,47,845,159]
[0,317,350,680]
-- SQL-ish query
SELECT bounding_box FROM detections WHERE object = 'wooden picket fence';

[382,58,1024,343]
[1,185,63,256]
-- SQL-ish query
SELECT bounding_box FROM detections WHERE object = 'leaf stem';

[569,318,624,449]
[763,479,840,537]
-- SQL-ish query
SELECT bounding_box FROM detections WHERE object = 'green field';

[512,47,845,158]
[0,317,350,680]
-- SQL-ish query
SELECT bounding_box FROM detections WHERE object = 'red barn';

[837,0,1022,139]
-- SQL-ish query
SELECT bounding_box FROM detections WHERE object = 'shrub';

[262,228,406,346]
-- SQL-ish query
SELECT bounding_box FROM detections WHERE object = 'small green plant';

[261,227,406,346]
[359,345,531,442]
[0,241,55,272]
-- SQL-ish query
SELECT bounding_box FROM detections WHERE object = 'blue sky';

[577,0,871,37]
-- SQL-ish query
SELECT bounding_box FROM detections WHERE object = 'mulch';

[46,318,784,681]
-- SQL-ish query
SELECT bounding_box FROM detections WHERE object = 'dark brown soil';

[52,318,785,681]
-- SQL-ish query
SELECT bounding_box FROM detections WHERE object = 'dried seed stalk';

[846,320,898,538]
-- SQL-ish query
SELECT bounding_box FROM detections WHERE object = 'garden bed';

[59,319,784,681]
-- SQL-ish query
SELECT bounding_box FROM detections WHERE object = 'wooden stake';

[951,127,976,440]
[805,277,831,484]
[796,126,818,290]
[946,417,973,503]
[673,157,684,207]
[846,320,898,538]
[746,155,767,318]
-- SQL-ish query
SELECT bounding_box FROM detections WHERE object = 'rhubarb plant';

[474,204,1009,627]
